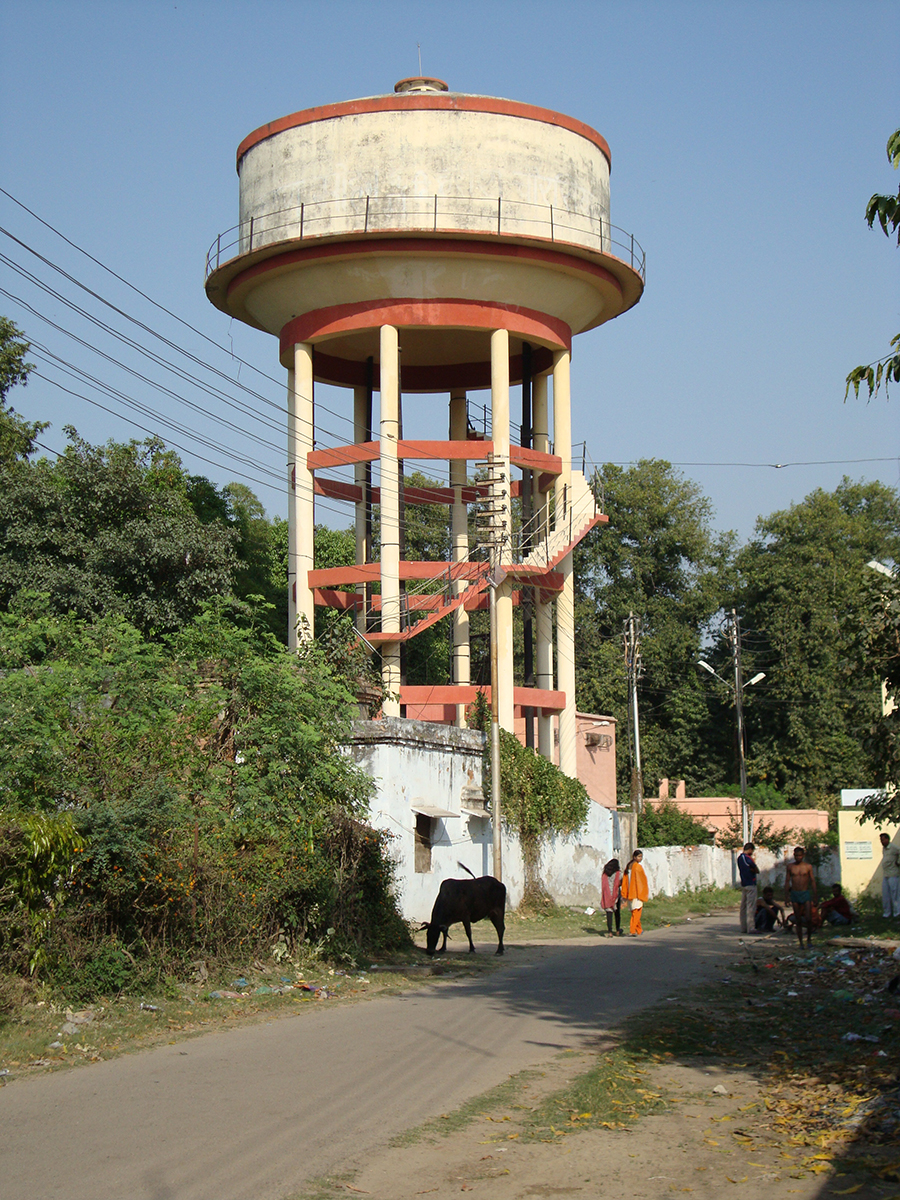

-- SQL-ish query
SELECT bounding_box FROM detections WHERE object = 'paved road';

[1,914,741,1200]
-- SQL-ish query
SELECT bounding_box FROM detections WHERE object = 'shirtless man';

[784,846,817,948]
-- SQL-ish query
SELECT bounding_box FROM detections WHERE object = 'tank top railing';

[206,193,645,279]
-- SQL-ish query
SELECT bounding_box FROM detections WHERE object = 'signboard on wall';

[845,841,874,860]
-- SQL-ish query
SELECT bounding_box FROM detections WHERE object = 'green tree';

[857,566,900,822]
[734,478,900,806]
[0,596,407,982]
[0,317,46,463]
[0,431,236,636]
[845,129,900,401]
[223,482,288,639]
[574,460,735,799]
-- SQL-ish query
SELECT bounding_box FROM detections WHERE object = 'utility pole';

[728,608,750,844]
[625,612,644,816]
[699,616,765,846]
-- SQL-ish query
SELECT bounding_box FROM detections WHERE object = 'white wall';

[640,845,840,898]
[345,719,839,921]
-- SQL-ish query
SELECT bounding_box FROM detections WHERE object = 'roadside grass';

[389,1046,667,1152]
[0,944,484,1083]
[518,1048,668,1139]
[504,883,739,941]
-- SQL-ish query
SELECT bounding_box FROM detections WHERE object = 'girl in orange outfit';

[621,850,649,936]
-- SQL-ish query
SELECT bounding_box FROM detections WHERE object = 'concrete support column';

[288,345,315,648]
[553,349,577,778]
[449,389,470,727]
[353,385,369,636]
[532,372,554,759]
[491,329,514,734]
[379,325,402,716]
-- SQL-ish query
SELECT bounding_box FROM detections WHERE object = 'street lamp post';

[699,619,765,843]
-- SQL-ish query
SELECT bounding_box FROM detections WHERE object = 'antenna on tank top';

[417,43,422,76]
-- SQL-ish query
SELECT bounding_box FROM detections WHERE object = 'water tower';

[205,77,643,778]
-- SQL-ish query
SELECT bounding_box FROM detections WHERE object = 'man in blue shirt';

[737,842,760,934]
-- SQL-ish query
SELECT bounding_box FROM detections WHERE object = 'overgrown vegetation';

[0,598,409,998]
[637,800,714,847]
[469,691,589,907]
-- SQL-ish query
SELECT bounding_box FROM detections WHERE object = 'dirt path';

[1,915,742,1200]
[326,1055,794,1200]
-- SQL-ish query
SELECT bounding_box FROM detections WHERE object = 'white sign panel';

[845,841,874,860]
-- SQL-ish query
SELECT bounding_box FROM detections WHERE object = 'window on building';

[414,813,433,873]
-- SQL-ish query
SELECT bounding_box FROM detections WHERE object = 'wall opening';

[414,813,433,872]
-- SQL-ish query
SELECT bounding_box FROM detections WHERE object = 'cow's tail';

[457,861,476,879]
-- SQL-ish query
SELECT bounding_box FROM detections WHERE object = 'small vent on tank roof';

[394,77,449,94]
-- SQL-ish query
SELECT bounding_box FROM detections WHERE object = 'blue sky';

[1,0,897,542]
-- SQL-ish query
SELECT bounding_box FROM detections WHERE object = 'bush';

[0,602,411,998]
[638,801,715,847]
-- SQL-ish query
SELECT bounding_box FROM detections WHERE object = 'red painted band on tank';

[279,300,571,359]
[307,348,556,392]
[225,237,623,300]
[236,94,612,171]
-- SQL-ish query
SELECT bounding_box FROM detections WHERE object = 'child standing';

[601,858,623,936]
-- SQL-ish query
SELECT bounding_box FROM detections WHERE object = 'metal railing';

[205,192,645,279]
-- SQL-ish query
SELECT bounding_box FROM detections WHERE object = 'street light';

[698,646,766,842]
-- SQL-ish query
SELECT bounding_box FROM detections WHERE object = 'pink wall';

[651,787,829,843]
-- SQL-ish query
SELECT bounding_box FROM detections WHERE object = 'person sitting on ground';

[819,883,855,927]
[754,886,785,932]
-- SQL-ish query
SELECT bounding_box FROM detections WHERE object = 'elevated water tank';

[206,78,643,389]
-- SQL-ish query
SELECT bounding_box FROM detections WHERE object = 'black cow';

[422,868,506,956]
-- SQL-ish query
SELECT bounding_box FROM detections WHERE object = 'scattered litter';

[61,1009,96,1034]
[139,1003,159,1012]
[209,990,248,1000]
[787,991,799,997]
[0,1069,9,1077]
[711,1084,729,1096]
[231,977,249,989]
[48,1041,62,1050]
[584,907,596,915]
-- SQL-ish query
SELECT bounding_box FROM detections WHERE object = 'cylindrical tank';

[206,78,643,390]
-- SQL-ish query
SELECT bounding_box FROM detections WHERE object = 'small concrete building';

[838,788,899,900]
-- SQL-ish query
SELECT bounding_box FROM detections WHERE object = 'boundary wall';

[344,718,839,923]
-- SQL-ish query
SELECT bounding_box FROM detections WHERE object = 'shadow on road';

[406,913,739,1045]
